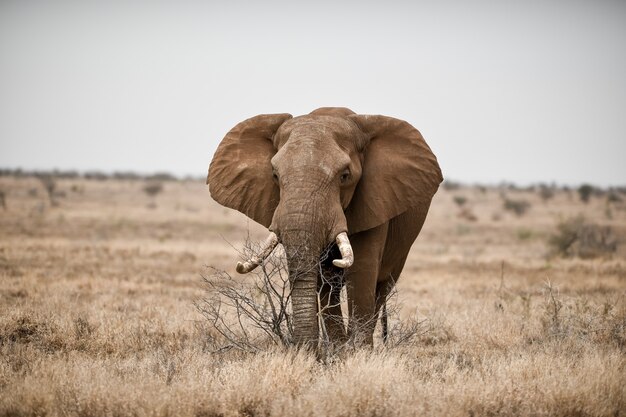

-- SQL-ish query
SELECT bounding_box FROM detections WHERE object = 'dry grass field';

[1,175,625,416]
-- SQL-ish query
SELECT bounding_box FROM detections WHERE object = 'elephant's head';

[207,107,442,345]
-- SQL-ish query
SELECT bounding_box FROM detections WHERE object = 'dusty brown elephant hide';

[207,107,443,347]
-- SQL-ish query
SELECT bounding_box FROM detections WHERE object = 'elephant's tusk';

[332,232,354,269]
[236,232,279,274]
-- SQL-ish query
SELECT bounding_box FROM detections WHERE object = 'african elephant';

[207,107,442,347]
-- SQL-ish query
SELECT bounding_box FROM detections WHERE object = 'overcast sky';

[1,1,625,186]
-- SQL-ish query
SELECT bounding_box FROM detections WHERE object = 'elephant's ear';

[208,113,293,228]
[345,114,443,234]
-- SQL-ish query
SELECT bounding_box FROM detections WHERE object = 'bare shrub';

[195,250,293,352]
[196,241,345,355]
[453,195,467,207]
[143,181,164,197]
[549,217,583,256]
[540,281,626,346]
[503,198,531,216]
[541,281,563,337]
[328,285,433,357]
[607,191,622,204]
[143,181,164,208]
[548,216,618,258]
[0,189,6,210]
[196,238,431,358]
[538,185,555,202]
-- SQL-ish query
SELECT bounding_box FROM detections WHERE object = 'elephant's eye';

[272,170,279,183]
[340,169,351,184]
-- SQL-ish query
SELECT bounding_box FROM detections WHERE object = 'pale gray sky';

[1,1,625,186]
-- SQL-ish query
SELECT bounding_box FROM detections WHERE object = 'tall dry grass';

[1,176,625,416]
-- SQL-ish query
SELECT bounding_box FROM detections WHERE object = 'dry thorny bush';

[539,281,625,347]
[195,238,432,360]
[548,215,618,259]
[502,197,531,216]
[494,263,626,350]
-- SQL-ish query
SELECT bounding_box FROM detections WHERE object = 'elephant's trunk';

[280,229,323,347]
[272,178,350,347]
[290,262,320,347]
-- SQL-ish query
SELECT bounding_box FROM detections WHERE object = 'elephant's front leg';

[344,222,389,346]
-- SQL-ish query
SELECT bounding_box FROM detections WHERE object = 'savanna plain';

[1,174,625,417]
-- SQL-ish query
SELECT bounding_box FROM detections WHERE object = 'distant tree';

[143,182,163,197]
[0,189,6,210]
[578,184,594,203]
[442,180,461,191]
[113,171,141,181]
[147,172,177,181]
[538,185,555,202]
[453,196,467,207]
[84,171,109,181]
